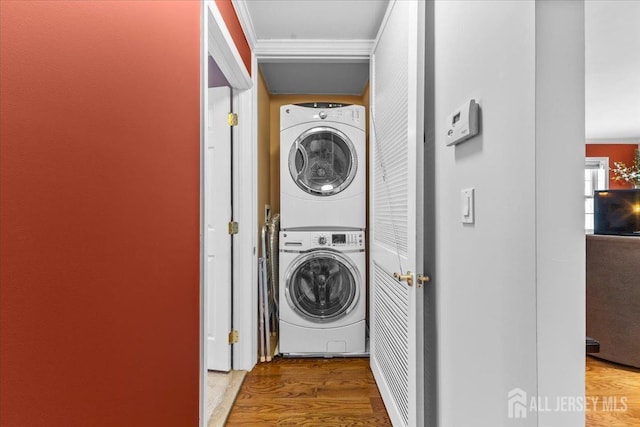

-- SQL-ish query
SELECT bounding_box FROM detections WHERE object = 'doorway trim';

[207,3,251,90]
[201,1,255,426]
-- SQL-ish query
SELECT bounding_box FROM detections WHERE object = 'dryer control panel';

[313,232,363,248]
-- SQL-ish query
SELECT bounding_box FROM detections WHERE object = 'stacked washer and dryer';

[279,103,367,356]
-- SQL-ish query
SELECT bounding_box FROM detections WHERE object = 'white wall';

[535,2,585,426]
[433,1,584,426]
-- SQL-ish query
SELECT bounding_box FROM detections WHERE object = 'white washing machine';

[280,103,366,230]
[279,229,366,355]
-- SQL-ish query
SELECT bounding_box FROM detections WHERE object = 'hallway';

[224,356,640,426]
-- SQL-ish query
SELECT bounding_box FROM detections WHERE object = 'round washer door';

[285,250,360,323]
[288,126,357,196]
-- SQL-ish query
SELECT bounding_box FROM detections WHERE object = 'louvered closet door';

[369,1,425,426]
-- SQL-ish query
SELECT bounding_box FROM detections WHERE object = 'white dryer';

[279,229,366,355]
[280,103,366,230]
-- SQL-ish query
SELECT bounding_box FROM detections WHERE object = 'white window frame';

[584,157,608,233]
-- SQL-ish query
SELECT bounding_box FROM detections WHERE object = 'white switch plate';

[461,188,475,224]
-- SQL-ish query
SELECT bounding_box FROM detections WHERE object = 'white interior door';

[206,86,232,372]
[369,1,425,426]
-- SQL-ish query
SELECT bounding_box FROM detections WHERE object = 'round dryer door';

[285,250,360,323]
[288,126,357,196]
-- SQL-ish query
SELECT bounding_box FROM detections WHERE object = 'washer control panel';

[313,232,364,248]
[280,230,365,250]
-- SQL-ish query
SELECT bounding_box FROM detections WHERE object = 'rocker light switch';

[461,188,474,224]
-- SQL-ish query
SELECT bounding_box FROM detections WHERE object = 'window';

[585,157,609,233]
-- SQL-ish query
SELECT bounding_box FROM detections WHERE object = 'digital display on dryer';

[332,234,346,244]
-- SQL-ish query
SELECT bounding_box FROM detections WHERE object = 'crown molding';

[253,39,374,60]
[231,1,374,60]
[231,0,257,49]
[586,137,640,144]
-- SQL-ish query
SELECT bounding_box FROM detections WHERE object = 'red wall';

[215,0,252,75]
[1,2,200,425]
[586,144,639,189]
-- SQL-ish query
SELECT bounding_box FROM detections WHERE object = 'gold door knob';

[393,271,413,286]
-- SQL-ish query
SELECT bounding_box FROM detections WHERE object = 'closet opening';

[255,59,371,362]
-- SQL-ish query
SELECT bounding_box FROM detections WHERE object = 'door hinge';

[228,330,239,344]
[228,221,239,235]
[227,112,238,126]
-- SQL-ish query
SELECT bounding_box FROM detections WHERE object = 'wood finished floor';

[586,356,640,427]
[226,357,391,426]
[227,356,640,426]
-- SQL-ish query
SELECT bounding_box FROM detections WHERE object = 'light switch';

[461,188,475,224]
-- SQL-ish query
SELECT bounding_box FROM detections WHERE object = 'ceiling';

[260,62,370,95]
[244,0,388,40]
[236,0,640,141]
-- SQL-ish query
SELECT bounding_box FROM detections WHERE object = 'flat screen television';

[594,189,640,236]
